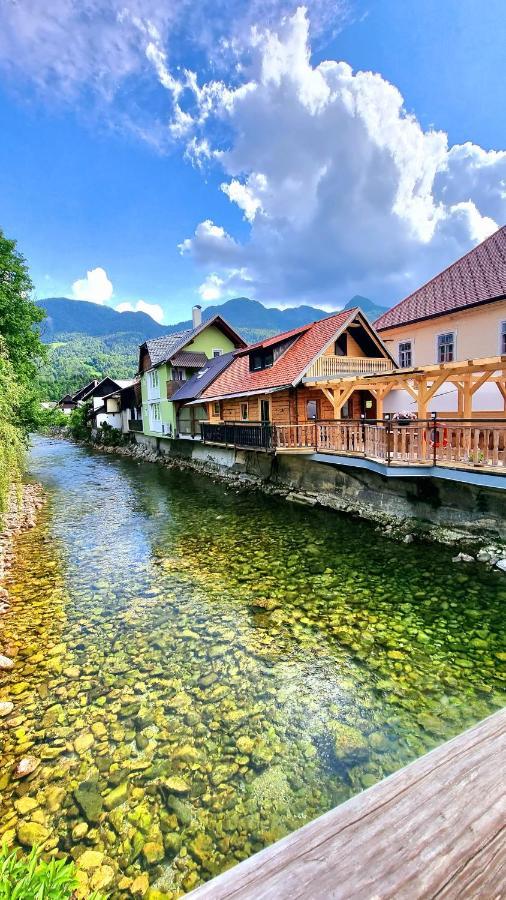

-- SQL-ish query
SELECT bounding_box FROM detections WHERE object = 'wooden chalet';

[198,307,395,430]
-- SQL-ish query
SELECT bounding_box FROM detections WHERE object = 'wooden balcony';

[305,356,393,380]
[202,418,506,470]
[274,419,506,469]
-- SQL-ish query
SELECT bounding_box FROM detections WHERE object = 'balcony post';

[384,413,392,466]
[432,411,438,467]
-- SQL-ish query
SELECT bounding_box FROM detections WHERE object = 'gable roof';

[139,314,247,370]
[201,309,361,400]
[72,379,99,402]
[375,225,506,331]
[79,377,134,401]
[171,352,237,403]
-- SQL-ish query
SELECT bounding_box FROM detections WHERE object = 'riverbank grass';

[0,843,103,899]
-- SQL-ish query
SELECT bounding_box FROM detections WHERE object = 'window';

[437,332,455,363]
[148,369,159,389]
[307,399,318,420]
[172,367,186,381]
[398,340,412,368]
[151,402,161,420]
[250,348,274,371]
[212,349,222,358]
[334,333,347,356]
[260,399,270,422]
[501,322,506,355]
[213,401,221,417]
[240,402,248,421]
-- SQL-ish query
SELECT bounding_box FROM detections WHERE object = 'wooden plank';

[189,709,506,900]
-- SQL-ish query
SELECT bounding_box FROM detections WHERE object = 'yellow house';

[375,226,506,416]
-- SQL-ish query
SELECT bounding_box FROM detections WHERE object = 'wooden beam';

[496,380,506,411]
[470,371,493,395]
[462,377,472,418]
[424,372,450,403]
[188,710,506,900]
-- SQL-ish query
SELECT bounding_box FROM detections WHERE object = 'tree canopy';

[0,229,45,382]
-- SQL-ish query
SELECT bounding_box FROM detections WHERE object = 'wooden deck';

[189,709,506,900]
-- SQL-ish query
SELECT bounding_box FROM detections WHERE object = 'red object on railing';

[424,426,448,448]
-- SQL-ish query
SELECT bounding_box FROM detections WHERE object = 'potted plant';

[474,450,485,467]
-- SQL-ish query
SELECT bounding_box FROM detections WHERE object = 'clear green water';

[0,436,505,897]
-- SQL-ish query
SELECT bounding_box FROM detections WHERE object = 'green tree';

[0,340,26,518]
[0,230,45,382]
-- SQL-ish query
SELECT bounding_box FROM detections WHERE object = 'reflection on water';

[0,436,504,896]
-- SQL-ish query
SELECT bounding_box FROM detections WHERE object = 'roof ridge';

[376,225,506,327]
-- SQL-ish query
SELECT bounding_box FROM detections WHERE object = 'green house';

[138,306,246,438]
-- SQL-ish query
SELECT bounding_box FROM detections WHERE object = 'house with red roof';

[197,307,394,427]
[375,226,506,415]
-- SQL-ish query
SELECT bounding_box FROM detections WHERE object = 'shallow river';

[0,436,505,896]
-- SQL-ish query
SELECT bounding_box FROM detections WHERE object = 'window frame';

[240,402,249,421]
[212,349,223,358]
[436,331,455,364]
[500,321,506,356]
[306,399,318,420]
[398,340,413,368]
[212,401,221,417]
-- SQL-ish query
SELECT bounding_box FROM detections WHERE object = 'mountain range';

[36,294,388,342]
[35,294,389,400]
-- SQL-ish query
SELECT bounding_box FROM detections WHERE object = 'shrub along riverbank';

[0,228,56,535]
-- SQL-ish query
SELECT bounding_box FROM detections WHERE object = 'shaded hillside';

[36,298,167,341]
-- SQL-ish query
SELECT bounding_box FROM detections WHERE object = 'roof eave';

[376,292,506,333]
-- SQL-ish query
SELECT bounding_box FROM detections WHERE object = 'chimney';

[192,304,202,328]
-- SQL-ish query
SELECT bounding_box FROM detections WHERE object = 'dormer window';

[250,348,274,372]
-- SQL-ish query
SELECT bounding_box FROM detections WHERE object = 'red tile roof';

[235,322,312,355]
[375,225,506,331]
[201,309,355,399]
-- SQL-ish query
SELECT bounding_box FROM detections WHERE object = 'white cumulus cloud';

[72,267,114,304]
[172,8,506,307]
[115,299,165,323]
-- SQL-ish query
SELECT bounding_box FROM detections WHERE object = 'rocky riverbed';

[0,437,504,898]
[0,482,45,602]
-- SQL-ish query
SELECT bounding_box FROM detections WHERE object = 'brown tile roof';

[170,350,208,368]
[375,226,506,331]
[201,309,356,399]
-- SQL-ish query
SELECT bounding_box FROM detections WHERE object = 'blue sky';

[0,0,505,324]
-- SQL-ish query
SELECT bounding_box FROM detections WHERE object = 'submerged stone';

[330,723,369,759]
[74,781,103,823]
[17,821,50,848]
[104,781,129,810]
[15,756,40,778]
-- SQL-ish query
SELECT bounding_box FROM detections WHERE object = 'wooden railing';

[202,421,273,451]
[201,418,506,468]
[272,419,506,469]
[305,356,393,379]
